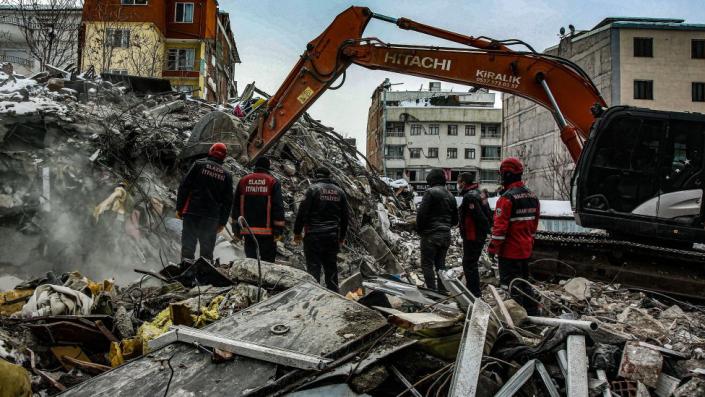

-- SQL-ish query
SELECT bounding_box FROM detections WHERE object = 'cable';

[237,216,262,302]
[162,352,176,397]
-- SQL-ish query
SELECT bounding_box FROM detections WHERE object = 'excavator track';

[531,231,705,300]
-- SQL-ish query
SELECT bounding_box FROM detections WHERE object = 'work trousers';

[244,235,277,263]
[498,257,539,315]
[304,233,340,292]
[181,214,219,261]
[462,240,485,297]
[419,232,451,291]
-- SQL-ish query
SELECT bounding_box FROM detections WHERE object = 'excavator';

[232,6,705,293]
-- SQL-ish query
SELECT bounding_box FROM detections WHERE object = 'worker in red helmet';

[176,143,234,262]
[488,157,541,315]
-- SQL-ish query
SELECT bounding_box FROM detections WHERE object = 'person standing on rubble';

[176,143,234,262]
[231,156,285,263]
[488,157,541,315]
[416,168,458,292]
[457,172,491,297]
[293,167,349,292]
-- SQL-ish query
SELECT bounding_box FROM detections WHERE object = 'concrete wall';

[618,28,705,112]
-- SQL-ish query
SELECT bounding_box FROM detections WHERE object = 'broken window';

[693,82,705,102]
[465,148,476,159]
[409,148,421,159]
[105,29,130,48]
[465,125,476,136]
[447,148,457,159]
[410,124,422,135]
[426,124,439,135]
[693,39,705,59]
[634,37,653,57]
[447,125,458,136]
[481,145,501,160]
[167,48,196,71]
[427,147,438,158]
[481,123,500,138]
[175,3,195,23]
[384,145,405,159]
[634,80,653,100]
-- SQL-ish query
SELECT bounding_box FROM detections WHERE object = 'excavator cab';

[573,107,705,243]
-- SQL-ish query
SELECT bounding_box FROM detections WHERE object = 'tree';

[544,146,574,200]
[11,0,83,72]
[123,23,164,77]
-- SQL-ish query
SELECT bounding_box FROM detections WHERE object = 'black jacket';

[294,178,349,240]
[176,157,234,225]
[459,185,491,242]
[416,184,458,236]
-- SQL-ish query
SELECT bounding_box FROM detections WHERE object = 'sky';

[222,0,705,154]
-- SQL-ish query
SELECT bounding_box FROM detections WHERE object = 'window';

[427,147,438,158]
[121,0,147,4]
[167,48,196,71]
[465,125,476,136]
[385,122,404,137]
[481,145,501,160]
[386,168,404,179]
[694,82,705,102]
[426,124,439,135]
[634,37,653,57]
[174,85,193,93]
[447,148,457,159]
[106,29,130,48]
[480,169,498,183]
[110,69,128,75]
[447,125,458,136]
[693,39,705,59]
[634,80,653,100]
[409,148,421,159]
[481,123,500,138]
[384,145,405,159]
[175,3,194,23]
[410,124,422,135]
[465,148,476,159]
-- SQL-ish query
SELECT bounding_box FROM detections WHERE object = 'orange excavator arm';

[247,6,607,163]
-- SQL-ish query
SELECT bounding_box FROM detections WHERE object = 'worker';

[457,172,491,296]
[416,168,458,292]
[231,156,285,263]
[176,143,233,262]
[488,157,541,315]
[293,167,349,292]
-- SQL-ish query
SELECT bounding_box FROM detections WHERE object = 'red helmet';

[208,142,227,160]
[499,157,524,175]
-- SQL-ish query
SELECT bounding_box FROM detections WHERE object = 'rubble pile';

[1,66,705,396]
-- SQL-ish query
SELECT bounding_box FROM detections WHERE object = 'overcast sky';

[223,0,705,153]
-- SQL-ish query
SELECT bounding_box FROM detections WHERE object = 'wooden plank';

[566,335,589,397]
[489,285,515,329]
[61,356,111,375]
[448,299,491,397]
[373,306,459,331]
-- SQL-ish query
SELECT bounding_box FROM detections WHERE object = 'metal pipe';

[526,316,598,332]
[536,73,568,128]
[371,12,398,24]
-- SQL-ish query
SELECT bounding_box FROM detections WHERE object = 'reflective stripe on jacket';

[488,181,540,259]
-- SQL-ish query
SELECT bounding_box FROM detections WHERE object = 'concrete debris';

[1,71,705,397]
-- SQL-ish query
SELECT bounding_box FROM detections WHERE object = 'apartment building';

[81,0,240,103]
[503,17,705,199]
[367,81,503,194]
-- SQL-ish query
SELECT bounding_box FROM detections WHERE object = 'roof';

[592,17,705,32]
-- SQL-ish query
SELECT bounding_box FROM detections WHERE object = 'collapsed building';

[1,66,705,397]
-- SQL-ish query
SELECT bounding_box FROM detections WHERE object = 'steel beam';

[567,335,589,397]
[494,360,537,397]
[448,299,491,397]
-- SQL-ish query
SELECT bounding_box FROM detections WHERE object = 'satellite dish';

[569,24,575,34]
[559,27,566,36]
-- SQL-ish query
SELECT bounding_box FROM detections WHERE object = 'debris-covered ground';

[2,66,705,396]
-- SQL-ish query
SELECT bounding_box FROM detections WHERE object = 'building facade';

[503,17,705,199]
[0,5,82,76]
[81,0,240,103]
[367,81,503,194]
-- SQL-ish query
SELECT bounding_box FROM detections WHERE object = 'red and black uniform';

[458,183,491,296]
[489,180,540,314]
[176,156,233,261]
[294,178,349,292]
[232,168,285,262]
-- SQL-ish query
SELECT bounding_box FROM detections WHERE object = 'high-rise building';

[367,81,503,194]
[503,17,705,199]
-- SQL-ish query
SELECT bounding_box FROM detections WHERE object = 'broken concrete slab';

[618,341,664,388]
[225,258,316,290]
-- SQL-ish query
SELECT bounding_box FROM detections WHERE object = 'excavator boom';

[247,6,606,162]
